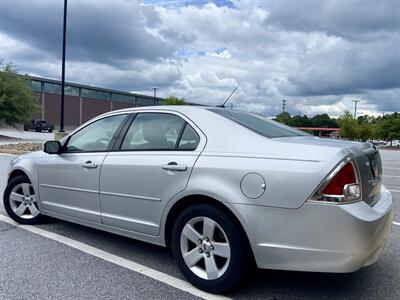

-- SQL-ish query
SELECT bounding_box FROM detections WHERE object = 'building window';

[136,96,154,106]
[65,86,79,97]
[96,90,110,101]
[44,82,61,94]
[44,82,53,94]
[111,93,134,104]
[44,82,61,95]
[53,84,61,94]
[82,88,110,100]
[31,80,42,93]
[82,88,97,99]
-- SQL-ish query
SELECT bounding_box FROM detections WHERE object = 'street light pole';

[153,87,158,105]
[352,99,360,119]
[282,99,287,113]
[59,0,68,132]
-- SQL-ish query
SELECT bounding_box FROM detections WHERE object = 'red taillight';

[322,162,357,196]
[322,163,357,195]
[309,157,361,203]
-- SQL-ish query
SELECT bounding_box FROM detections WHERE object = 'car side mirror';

[43,140,61,154]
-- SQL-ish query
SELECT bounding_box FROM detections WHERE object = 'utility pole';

[153,87,158,105]
[282,99,287,113]
[352,99,360,119]
[59,0,68,132]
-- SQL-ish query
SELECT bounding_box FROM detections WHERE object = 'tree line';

[274,110,400,142]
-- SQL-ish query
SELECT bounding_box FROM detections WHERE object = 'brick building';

[29,76,164,129]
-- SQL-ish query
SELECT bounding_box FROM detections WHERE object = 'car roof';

[105,105,215,115]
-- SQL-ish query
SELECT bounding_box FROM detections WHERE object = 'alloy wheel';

[9,183,40,219]
[180,216,231,280]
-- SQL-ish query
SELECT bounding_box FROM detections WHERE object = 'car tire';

[172,203,251,294]
[3,175,46,225]
[48,129,53,133]
[34,126,41,132]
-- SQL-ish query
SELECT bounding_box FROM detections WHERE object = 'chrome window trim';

[114,110,206,153]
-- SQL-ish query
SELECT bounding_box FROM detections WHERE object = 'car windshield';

[208,109,309,138]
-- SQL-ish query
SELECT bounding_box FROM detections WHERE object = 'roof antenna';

[216,86,238,108]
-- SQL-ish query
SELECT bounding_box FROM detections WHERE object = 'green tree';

[291,114,312,127]
[311,114,339,128]
[0,61,39,126]
[379,116,400,144]
[338,110,359,140]
[163,96,187,105]
[358,123,374,141]
[274,112,292,125]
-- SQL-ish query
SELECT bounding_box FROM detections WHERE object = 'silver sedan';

[3,106,394,293]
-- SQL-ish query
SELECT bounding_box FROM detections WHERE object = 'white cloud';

[0,0,399,117]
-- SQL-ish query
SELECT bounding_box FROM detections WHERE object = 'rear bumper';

[230,185,394,272]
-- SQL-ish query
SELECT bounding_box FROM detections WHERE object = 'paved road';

[0,150,399,299]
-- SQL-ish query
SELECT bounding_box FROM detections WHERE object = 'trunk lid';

[272,136,381,206]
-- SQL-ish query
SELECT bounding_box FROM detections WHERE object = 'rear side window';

[121,113,185,150]
[178,124,200,150]
[208,109,309,138]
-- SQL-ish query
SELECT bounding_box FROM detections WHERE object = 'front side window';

[121,113,186,150]
[208,109,309,138]
[65,114,127,152]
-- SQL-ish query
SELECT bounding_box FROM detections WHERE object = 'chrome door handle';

[161,162,187,171]
[82,161,98,169]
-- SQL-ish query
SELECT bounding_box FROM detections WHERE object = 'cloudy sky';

[0,0,399,117]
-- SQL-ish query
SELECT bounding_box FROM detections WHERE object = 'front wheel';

[172,204,251,294]
[3,175,46,225]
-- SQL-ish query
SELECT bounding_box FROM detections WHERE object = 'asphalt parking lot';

[0,129,55,145]
[0,150,399,300]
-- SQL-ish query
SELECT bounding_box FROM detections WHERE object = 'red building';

[29,76,164,130]
[296,127,341,138]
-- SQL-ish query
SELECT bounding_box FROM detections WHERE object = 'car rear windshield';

[208,109,309,138]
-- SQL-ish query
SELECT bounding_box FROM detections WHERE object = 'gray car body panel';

[7,106,394,272]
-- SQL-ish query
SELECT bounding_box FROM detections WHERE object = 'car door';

[99,111,206,235]
[38,113,129,223]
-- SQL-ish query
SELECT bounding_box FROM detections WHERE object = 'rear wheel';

[3,175,46,225]
[34,126,41,132]
[172,203,251,293]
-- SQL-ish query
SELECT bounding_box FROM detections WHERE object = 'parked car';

[368,140,386,146]
[391,140,400,147]
[23,119,54,133]
[4,106,394,293]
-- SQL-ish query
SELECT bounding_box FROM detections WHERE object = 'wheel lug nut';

[205,238,209,242]
[210,246,214,250]
[206,253,210,257]
[198,249,203,253]
[198,239,202,244]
